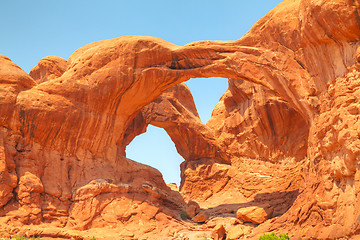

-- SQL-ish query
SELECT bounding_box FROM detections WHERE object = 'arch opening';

[125,77,229,187]
[125,125,184,186]
[185,77,228,124]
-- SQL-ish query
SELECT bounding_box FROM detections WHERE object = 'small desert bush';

[258,232,290,240]
[180,210,190,220]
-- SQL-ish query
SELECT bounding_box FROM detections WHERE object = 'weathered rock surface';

[208,79,309,163]
[29,56,68,84]
[226,225,251,240]
[0,0,360,239]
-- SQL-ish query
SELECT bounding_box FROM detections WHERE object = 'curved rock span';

[0,0,360,239]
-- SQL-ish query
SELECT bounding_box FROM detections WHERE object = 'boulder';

[186,200,201,219]
[236,206,273,224]
[226,225,251,240]
[211,224,226,240]
[192,210,210,223]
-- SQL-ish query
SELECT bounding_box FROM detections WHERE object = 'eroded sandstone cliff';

[0,0,360,239]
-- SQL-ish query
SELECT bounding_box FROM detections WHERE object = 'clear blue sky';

[0,0,282,186]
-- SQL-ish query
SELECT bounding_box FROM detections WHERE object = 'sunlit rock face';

[0,0,360,239]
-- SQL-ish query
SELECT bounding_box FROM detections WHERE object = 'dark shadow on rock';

[206,189,300,220]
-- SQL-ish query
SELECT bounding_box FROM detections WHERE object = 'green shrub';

[10,236,40,240]
[13,237,27,240]
[90,237,96,240]
[258,232,290,240]
[180,210,190,220]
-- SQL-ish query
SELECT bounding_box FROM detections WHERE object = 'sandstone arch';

[0,0,360,239]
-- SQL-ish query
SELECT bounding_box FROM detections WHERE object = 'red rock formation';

[29,56,68,84]
[0,37,242,239]
[208,79,309,162]
[123,83,229,163]
[0,0,359,239]
[267,62,360,239]
[0,55,35,208]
